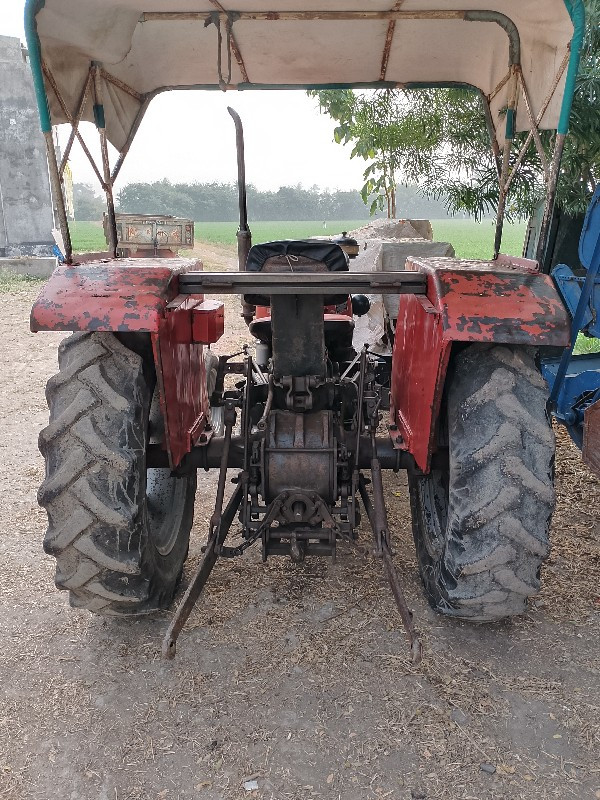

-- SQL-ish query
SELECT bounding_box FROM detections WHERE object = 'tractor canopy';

[26,1,583,153]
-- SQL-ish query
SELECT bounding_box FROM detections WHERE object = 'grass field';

[69,218,528,260]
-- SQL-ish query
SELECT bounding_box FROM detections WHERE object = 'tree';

[73,183,105,221]
[309,0,599,221]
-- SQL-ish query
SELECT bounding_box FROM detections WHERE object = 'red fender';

[390,255,570,472]
[31,259,224,468]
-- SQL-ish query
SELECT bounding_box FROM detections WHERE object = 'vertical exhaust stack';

[227,107,254,325]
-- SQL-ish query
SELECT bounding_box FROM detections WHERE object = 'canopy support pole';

[493,65,519,259]
[379,1,406,80]
[208,0,249,82]
[111,97,151,185]
[43,64,106,188]
[93,65,118,259]
[480,92,501,181]
[24,0,72,263]
[535,0,586,267]
[44,130,73,264]
[59,71,93,177]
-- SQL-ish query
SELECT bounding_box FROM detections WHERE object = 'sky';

[1,1,367,194]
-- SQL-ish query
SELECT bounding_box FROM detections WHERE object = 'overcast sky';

[2,1,367,194]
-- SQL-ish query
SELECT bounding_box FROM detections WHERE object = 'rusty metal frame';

[41,61,150,262]
[489,50,571,259]
[149,4,558,262]
[177,270,427,295]
[143,10,502,22]
[35,6,576,265]
[207,0,249,82]
[379,1,406,81]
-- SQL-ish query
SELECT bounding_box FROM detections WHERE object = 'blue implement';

[542,186,600,466]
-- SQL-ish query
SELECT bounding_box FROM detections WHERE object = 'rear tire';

[409,344,554,621]
[39,332,197,615]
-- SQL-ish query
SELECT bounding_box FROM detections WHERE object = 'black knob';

[351,294,371,317]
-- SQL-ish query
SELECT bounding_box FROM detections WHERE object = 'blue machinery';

[541,186,600,469]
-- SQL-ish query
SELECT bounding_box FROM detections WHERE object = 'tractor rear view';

[26,0,589,660]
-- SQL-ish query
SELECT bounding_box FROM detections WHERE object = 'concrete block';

[0,35,54,256]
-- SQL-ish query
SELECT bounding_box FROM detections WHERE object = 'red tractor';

[25,0,586,660]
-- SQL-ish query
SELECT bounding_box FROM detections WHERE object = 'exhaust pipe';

[227,107,255,325]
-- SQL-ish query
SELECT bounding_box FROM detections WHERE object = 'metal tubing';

[162,403,238,659]
[358,472,422,664]
[59,71,92,177]
[493,65,519,259]
[557,0,585,136]
[480,91,502,181]
[379,1,406,81]
[535,133,566,267]
[42,64,106,189]
[44,130,73,263]
[227,106,254,323]
[93,66,118,258]
[146,7,522,43]
[517,69,550,180]
[24,0,52,133]
[535,0,584,265]
[161,483,243,659]
[143,11,468,22]
[501,52,569,200]
[111,97,152,184]
[177,271,426,295]
[463,11,520,65]
[208,0,250,81]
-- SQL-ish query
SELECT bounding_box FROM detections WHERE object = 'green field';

[431,219,527,260]
[69,218,528,260]
[69,221,106,252]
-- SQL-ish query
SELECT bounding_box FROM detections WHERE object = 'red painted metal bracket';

[390,255,571,473]
[30,258,223,469]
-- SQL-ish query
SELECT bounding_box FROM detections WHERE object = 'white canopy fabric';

[33,1,575,153]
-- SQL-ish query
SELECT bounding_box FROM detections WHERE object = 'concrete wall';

[0,35,54,257]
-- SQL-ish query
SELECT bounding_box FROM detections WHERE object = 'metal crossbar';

[177,271,427,295]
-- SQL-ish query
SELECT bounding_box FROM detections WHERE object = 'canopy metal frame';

[25,3,585,267]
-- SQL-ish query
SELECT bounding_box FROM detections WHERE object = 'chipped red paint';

[30,258,218,469]
[29,259,199,333]
[390,256,571,473]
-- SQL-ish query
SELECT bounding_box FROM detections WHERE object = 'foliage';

[116,180,452,221]
[310,0,600,220]
[73,183,105,221]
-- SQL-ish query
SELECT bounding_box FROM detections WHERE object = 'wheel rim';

[205,351,224,437]
[146,469,189,556]
[418,469,449,561]
[146,389,190,556]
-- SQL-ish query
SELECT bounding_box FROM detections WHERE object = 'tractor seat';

[246,239,349,273]
[244,239,349,306]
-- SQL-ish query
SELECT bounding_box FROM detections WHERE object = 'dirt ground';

[1,245,599,800]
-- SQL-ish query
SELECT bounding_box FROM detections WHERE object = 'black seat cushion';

[246,240,349,273]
